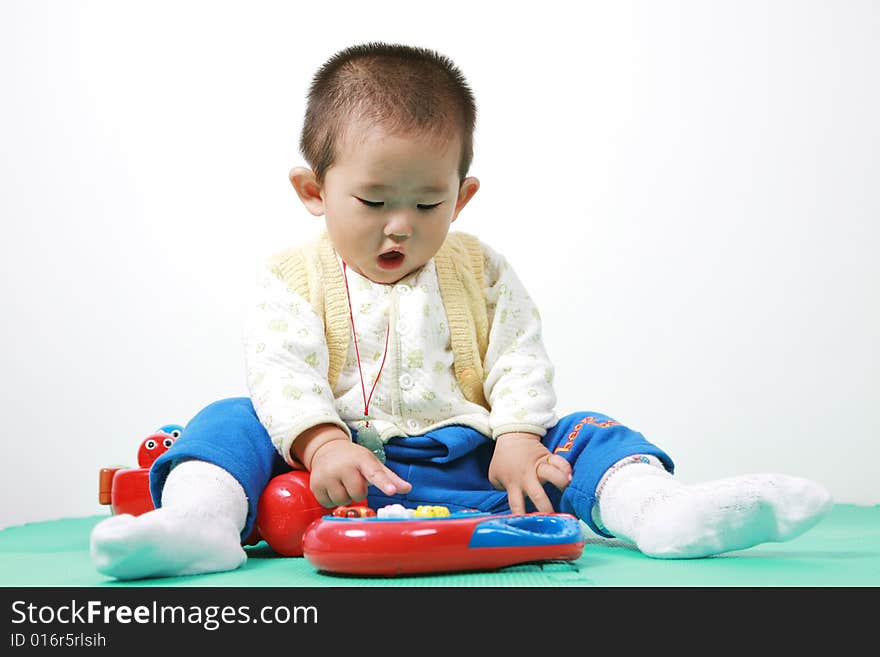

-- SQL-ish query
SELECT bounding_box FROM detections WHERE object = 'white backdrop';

[1,0,877,530]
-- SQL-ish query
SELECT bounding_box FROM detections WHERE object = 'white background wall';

[1,0,877,530]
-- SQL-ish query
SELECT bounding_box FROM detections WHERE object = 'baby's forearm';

[291,423,351,470]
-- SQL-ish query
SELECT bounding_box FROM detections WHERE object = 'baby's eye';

[417,202,443,211]
[356,198,384,208]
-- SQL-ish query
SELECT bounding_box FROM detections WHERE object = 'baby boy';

[90,42,832,579]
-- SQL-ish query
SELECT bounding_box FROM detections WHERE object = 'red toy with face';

[136,428,181,468]
[99,424,183,516]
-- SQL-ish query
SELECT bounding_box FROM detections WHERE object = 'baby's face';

[316,123,478,284]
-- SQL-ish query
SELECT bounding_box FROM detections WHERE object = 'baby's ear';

[289,167,325,217]
[452,176,480,221]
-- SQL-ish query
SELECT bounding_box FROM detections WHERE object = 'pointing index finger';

[359,459,412,497]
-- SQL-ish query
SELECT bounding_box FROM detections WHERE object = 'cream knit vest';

[267,231,490,410]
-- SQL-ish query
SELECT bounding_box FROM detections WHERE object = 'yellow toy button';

[413,505,451,518]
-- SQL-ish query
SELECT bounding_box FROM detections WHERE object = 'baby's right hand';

[308,439,412,508]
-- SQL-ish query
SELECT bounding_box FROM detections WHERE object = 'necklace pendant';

[356,420,386,463]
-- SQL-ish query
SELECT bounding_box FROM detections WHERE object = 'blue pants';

[150,398,674,539]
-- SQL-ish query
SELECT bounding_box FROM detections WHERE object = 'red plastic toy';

[253,470,368,555]
[302,510,585,576]
[98,424,182,517]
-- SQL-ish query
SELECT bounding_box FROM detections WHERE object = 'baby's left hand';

[489,432,573,514]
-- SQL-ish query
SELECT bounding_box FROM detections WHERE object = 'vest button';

[395,283,412,295]
[406,418,421,432]
[397,319,410,335]
[399,373,414,390]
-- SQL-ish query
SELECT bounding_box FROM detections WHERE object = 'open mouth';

[377,250,405,270]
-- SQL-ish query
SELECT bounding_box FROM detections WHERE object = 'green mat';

[1,504,877,587]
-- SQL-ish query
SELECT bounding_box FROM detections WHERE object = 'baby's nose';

[384,213,412,239]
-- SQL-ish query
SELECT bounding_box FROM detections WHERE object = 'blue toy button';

[468,514,583,548]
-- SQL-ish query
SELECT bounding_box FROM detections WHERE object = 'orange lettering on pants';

[554,416,620,453]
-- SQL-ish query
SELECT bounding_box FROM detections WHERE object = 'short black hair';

[299,42,477,185]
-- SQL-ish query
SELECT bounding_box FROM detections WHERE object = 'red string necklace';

[342,262,390,455]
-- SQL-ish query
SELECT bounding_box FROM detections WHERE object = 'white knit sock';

[596,459,833,558]
[90,460,248,580]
